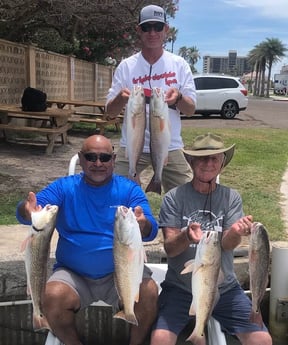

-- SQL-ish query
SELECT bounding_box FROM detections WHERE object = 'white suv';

[193,75,248,119]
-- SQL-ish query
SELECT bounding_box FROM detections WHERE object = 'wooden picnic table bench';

[0,106,72,154]
[47,99,122,134]
[71,111,122,134]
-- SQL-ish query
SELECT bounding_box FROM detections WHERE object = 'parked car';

[193,75,248,119]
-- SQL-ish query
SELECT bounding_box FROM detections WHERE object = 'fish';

[182,231,222,344]
[248,222,270,327]
[126,85,146,183]
[146,87,170,195]
[23,204,58,330]
[113,205,145,325]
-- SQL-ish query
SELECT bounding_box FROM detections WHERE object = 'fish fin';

[186,331,205,343]
[143,248,147,263]
[164,155,169,166]
[128,172,141,185]
[33,314,51,331]
[250,310,264,328]
[159,118,166,132]
[145,177,162,195]
[181,262,194,275]
[113,310,138,326]
[188,302,196,316]
[20,234,33,252]
[217,269,225,286]
[134,292,140,303]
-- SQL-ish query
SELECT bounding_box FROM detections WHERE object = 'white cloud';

[223,0,288,19]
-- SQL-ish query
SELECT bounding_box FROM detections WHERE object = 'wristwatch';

[175,91,183,106]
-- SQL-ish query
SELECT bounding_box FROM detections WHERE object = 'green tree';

[0,0,179,64]
[166,27,178,53]
[178,46,201,73]
[261,38,287,97]
[248,38,287,97]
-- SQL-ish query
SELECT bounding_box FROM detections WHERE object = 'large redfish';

[24,204,58,330]
[126,85,146,183]
[182,231,221,344]
[249,222,270,327]
[113,205,145,325]
[146,87,170,195]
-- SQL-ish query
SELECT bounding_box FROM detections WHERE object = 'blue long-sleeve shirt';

[16,173,158,279]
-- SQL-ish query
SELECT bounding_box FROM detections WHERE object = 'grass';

[1,127,288,241]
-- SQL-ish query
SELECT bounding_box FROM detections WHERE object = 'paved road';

[181,96,288,129]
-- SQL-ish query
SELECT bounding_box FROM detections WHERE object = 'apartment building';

[203,50,250,76]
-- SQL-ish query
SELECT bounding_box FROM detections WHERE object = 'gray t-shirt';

[159,182,244,294]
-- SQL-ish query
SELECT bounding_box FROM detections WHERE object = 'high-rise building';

[202,51,250,76]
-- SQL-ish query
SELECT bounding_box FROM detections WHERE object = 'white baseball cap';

[138,5,166,25]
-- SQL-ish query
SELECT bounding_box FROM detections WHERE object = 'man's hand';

[186,222,203,244]
[230,215,253,237]
[20,192,42,221]
[165,87,180,106]
[134,206,151,238]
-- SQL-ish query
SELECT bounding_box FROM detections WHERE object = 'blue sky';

[169,0,288,76]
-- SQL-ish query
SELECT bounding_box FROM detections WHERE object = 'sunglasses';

[140,22,165,33]
[81,152,113,163]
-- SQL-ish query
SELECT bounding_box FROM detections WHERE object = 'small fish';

[146,87,170,195]
[23,204,58,330]
[249,222,270,327]
[126,85,146,183]
[182,231,221,344]
[113,205,145,325]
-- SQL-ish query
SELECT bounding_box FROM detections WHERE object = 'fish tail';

[250,309,264,328]
[186,330,205,343]
[145,177,162,195]
[33,313,51,331]
[128,172,141,185]
[113,310,138,326]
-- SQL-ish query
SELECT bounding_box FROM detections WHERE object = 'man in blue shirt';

[17,134,159,345]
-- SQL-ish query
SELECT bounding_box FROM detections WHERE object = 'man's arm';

[106,88,130,117]
[162,223,202,257]
[221,215,253,250]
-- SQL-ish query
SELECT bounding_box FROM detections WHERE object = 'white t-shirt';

[106,50,197,152]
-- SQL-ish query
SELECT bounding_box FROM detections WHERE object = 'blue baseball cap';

[138,5,166,25]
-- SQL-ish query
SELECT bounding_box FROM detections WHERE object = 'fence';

[0,38,114,105]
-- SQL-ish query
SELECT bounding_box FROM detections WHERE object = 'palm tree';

[166,27,178,53]
[248,46,263,96]
[178,46,201,73]
[261,38,287,97]
[248,38,287,98]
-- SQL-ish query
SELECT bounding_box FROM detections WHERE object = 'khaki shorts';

[48,265,152,311]
[114,147,193,193]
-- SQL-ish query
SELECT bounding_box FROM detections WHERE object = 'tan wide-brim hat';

[183,133,235,167]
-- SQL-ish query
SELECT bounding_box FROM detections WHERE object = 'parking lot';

[181,96,288,129]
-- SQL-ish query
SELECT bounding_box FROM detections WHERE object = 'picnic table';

[46,99,106,113]
[0,105,72,154]
[47,99,121,134]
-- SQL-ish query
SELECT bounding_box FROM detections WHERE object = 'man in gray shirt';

[150,133,272,345]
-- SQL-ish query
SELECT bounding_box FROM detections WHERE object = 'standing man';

[16,135,159,345]
[106,4,196,193]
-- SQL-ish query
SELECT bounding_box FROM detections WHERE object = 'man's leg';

[212,284,272,345]
[129,277,158,345]
[43,281,83,345]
